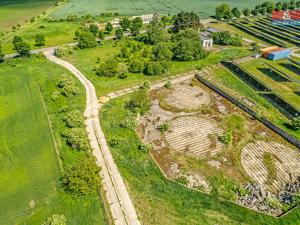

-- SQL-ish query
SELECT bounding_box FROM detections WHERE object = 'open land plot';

[1,19,81,54]
[51,0,267,18]
[0,57,107,225]
[64,39,252,96]
[0,0,56,32]
[100,82,300,224]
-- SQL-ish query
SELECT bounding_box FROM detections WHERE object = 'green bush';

[138,143,152,153]
[108,138,123,148]
[96,57,119,77]
[61,158,100,195]
[144,61,167,75]
[42,214,66,225]
[158,122,170,133]
[63,110,83,128]
[57,75,80,97]
[175,176,189,185]
[119,117,137,130]
[125,90,150,115]
[218,131,232,145]
[54,45,73,57]
[129,59,144,73]
[61,128,89,151]
[164,80,172,89]
[289,117,300,131]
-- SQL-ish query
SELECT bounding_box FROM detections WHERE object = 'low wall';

[196,74,300,149]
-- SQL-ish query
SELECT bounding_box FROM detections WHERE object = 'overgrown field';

[0,56,107,225]
[51,0,267,18]
[100,92,300,225]
[0,0,55,32]
[64,39,252,96]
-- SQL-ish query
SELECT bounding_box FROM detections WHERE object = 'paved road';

[44,50,141,225]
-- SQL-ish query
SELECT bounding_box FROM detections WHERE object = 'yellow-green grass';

[0,56,107,225]
[209,65,300,140]
[100,92,300,225]
[1,19,81,54]
[51,0,267,18]
[239,58,300,111]
[0,0,56,32]
[64,39,253,96]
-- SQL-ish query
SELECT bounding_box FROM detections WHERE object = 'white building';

[200,32,213,48]
[131,14,154,24]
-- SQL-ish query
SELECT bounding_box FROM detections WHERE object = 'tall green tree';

[243,8,250,17]
[152,43,173,61]
[146,16,168,44]
[173,28,207,61]
[173,11,203,32]
[120,17,131,30]
[115,27,124,40]
[215,4,232,20]
[89,24,99,36]
[130,17,143,36]
[35,33,45,46]
[77,29,97,48]
[12,36,30,56]
[105,22,113,33]
[231,7,241,18]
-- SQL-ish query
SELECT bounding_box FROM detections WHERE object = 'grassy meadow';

[0,0,56,32]
[0,56,107,225]
[51,0,267,18]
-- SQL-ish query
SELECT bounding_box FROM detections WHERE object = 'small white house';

[110,18,121,28]
[131,14,154,24]
[200,32,213,48]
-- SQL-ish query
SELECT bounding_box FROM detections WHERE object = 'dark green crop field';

[51,0,267,18]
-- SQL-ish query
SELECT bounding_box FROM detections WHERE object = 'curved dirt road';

[44,50,140,225]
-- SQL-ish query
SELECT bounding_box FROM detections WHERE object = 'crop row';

[231,21,287,47]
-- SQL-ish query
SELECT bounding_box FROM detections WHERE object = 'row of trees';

[216,1,300,20]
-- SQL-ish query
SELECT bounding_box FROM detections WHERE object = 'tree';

[290,117,300,130]
[130,17,143,36]
[251,8,259,16]
[129,59,144,73]
[14,40,31,56]
[144,61,167,76]
[297,1,300,9]
[282,2,289,10]
[115,27,124,40]
[290,0,296,10]
[12,35,22,46]
[231,7,241,18]
[243,8,251,17]
[120,17,131,30]
[260,7,267,15]
[89,24,99,36]
[105,22,113,33]
[63,110,83,128]
[173,28,207,61]
[35,33,45,46]
[251,42,260,53]
[146,16,168,44]
[61,158,101,195]
[42,215,66,225]
[212,31,242,47]
[77,29,97,48]
[215,4,232,20]
[62,128,89,151]
[0,44,4,63]
[173,11,203,32]
[152,43,173,61]
[275,2,283,11]
[96,57,119,77]
[98,30,104,40]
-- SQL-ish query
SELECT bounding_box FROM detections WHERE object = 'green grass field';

[51,0,267,18]
[0,0,55,32]
[0,57,107,225]
[100,92,300,225]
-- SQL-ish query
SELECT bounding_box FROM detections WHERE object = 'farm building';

[261,46,291,60]
[200,31,213,48]
[131,14,154,24]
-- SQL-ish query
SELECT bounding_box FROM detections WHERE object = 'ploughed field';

[51,0,267,18]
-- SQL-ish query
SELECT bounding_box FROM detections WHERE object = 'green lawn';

[65,39,253,96]
[51,0,267,18]
[100,92,300,225]
[0,56,107,225]
[1,19,81,54]
[0,0,55,32]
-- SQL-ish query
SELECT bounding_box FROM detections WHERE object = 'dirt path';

[44,50,141,225]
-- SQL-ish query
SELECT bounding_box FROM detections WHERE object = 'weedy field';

[51,0,267,18]
[0,57,107,225]
[0,0,55,32]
